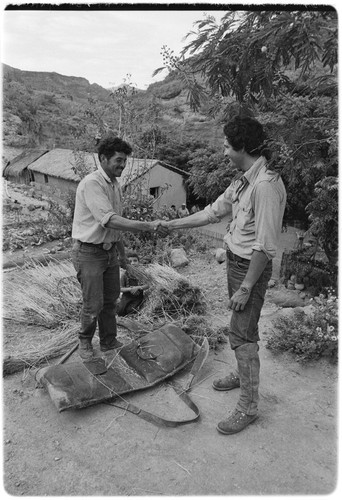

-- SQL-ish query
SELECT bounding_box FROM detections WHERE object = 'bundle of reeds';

[181,314,229,348]
[3,260,207,374]
[3,322,79,376]
[3,259,81,327]
[127,263,207,319]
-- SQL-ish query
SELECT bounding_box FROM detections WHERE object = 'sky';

[2,3,229,90]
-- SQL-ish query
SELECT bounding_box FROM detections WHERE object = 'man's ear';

[99,154,107,165]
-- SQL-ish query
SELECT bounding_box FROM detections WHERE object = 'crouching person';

[117,251,149,316]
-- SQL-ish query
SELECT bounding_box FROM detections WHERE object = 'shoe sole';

[100,345,123,352]
[216,415,258,435]
[212,383,240,391]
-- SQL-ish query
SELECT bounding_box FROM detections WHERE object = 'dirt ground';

[1,238,338,496]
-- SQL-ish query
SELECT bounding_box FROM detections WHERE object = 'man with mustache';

[72,135,168,361]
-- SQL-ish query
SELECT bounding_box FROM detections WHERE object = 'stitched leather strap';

[105,382,200,427]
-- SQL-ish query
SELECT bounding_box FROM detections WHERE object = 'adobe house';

[26,148,99,202]
[4,148,188,208]
[3,149,49,184]
[120,158,189,210]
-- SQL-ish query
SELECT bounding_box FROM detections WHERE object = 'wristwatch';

[240,286,251,294]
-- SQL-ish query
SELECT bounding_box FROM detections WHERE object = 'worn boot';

[79,338,94,361]
[212,371,240,391]
[217,343,260,434]
[100,338,123,352]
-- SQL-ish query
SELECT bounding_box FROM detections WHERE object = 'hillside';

[2,64,222,165]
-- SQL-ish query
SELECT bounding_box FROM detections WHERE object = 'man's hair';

[223,116,270,159]
[97,135,132,161]
[126,250,139,260]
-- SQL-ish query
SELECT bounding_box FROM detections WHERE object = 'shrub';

[266,288,338,363]
[121,195,211,262]
[283,247,337,295]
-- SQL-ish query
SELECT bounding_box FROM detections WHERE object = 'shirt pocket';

[236,201,254,231]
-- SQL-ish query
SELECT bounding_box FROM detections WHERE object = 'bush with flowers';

[266,288,338,363]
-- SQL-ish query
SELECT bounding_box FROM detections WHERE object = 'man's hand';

[227,286,251,312]
[152,220,170,237]
[118,254,129,269]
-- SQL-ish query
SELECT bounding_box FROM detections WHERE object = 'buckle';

[102,242,113,251]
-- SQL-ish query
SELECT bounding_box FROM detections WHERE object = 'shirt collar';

[243,156,267,185]
[97,163,118,186]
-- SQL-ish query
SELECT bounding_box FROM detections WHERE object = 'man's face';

[101,152,127,178]
[128,256,139,265]
[224,139,244,169]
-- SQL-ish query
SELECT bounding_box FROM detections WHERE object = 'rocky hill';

[3,64,110,100]
[2,64,222,165]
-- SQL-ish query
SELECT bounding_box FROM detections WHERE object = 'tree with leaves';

[156,8,338,265]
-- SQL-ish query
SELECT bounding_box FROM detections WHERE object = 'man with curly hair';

[72,135,167,361]
[160,116,287,434]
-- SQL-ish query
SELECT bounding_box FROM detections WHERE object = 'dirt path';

[2,252,338,496]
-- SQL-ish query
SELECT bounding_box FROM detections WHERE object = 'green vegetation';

[2,9,338,270]
[267,289,338,363]
[156,9,337,267]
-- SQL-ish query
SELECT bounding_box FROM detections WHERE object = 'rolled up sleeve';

[252,181,284,259]
[204,186,233,223]
[83,179,118,228]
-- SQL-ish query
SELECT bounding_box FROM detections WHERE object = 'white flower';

[328,325,335,332]
[316,327,322,333]
[331,336,337,341]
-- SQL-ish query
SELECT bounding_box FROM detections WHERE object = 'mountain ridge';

[2,63,221,164]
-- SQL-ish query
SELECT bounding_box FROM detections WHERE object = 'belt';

[227,249,250,264]
[78,241,116,251]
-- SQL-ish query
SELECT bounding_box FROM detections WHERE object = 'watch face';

[241,286,250,293]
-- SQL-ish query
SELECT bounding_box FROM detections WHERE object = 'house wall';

[128,164,187,211]
[5,169,32,185]
[30,172,78,204]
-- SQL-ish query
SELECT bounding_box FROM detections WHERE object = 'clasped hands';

[152,220,172,237]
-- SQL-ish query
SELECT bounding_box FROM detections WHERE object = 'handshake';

[152,220,172,237]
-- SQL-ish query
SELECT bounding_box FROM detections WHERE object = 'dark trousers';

[226,251,272,414]
[72,243,120,348]
[226,251,272,350]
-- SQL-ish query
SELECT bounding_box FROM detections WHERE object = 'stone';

[170,248,189,268]
[294,304,316,318]
[215,248,226,263]
[268,288,306,308]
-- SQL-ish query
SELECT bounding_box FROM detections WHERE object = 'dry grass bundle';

[3,259,81,327]
[181,314,229,349]
[3,322,79,376]
[127,263,207,319]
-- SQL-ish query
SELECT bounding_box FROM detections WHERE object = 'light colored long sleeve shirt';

[72,164,123,244]
[203,156,287,260]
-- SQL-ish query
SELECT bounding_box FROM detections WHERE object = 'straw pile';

[3,323,79,376]
[126,263,207,319]
[3,259,81,374]
[181,314,229,348]
[3,259,81,328]
[3,260,207,374]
